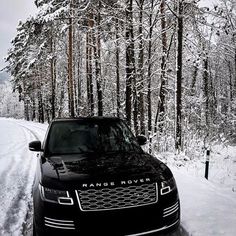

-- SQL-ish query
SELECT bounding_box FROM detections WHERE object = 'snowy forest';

[4,0,236,153]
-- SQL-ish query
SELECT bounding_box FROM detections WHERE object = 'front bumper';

[34,187,180,236]
[126,219,179,236]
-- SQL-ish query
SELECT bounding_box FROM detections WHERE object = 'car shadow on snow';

[155,224,189,236]
[24,224,189,236]
[24,225,189,236]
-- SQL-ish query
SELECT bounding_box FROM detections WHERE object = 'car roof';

[52,116,123,123]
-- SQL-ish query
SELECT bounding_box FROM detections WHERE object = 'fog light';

[161,186,171,195]
[58,197,74,205]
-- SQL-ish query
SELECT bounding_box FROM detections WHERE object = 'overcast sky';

[0,0,38,70]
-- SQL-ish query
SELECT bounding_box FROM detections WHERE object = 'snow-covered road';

[0,118,47,235]
[0,118,235,236]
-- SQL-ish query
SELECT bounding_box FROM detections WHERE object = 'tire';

[33,218,40,236]
[33,221,36,236]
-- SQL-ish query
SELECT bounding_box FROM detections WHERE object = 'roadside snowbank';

[173,169,236,236]
[155,144,236,236]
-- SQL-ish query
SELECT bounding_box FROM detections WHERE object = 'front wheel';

[33,218,41,236]
[33,221,36,236]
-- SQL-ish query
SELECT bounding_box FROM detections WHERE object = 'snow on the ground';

[156,144,236,194]
[173,169,236,236]
[0,118,236,236]
[156,145,236,236]
[0,118,47,235]
[199,0,219,8]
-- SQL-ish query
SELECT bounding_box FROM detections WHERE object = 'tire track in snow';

[17,124,47,236]
[0,142,25,157]
[0,144,25,187]
[0,122,29,234]
[13,121,47,142]
[0,121,44,236]
[1,127,35,234]
[0,125,34,188]
[18,125,41,236]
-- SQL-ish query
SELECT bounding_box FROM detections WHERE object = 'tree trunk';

[86,31,90,114]
[203,51,209,127]
[50,33,56,119]
[32,94,36,121]
[73,26,78,116]
[234,47,236,97]
[125,0,135,128]
[87,14,94,116]
[147,0,154,153]
[77,34,82,115]
[116,18,121,117]
[175,0,184,152]
[154,0,167,134]
[94,2,103,116]
[38,90,44,123]
[24,99,30,121]
[38,67,44,123]
[68,15,75,117]
[58,83,65,118]
[137,0,145,134]
[22,80,30,121]
[227,60,233,115]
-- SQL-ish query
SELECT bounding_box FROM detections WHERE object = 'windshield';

[46,119,142,155]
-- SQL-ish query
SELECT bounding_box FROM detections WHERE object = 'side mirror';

[136,135,147,146]
[29,141,42,152]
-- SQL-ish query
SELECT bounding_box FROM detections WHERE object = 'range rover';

[29,117,180,235]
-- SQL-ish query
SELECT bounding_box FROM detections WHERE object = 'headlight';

[40,185,74,205]
[160,177,176,195]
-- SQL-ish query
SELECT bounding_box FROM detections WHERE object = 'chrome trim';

[75,190,83,210]
[40,185,45,198]
[163,207,179,217]
[45,224,75,230]
[164,205,179,215]
[163,201,179,217]
[44,217,74,223]
[58,197,74,205]
[164,201,178,211]
[75,183,158,212]
[45,220,74,226]
[160,186,171,195]
[44,217,75,230]
[126,219,179,236]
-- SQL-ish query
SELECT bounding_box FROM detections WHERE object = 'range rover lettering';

[29,117,180,236]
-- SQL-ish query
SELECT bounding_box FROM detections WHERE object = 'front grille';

[76,183,158,211]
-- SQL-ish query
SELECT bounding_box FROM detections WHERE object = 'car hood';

[40,152,173,189]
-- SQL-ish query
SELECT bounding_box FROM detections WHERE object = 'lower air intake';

[44,217,75,230]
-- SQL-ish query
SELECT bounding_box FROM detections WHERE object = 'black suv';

[29,117,180,236]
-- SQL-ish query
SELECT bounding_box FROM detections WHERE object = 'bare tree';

[175,0,184,152]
